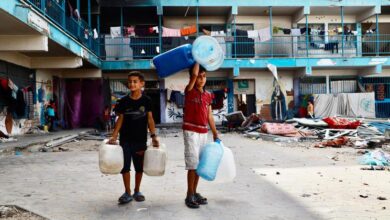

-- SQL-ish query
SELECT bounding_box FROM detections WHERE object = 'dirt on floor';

[0,206,47,220]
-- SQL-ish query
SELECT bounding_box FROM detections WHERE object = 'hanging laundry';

[300,28,311,35]
[93,29,98,39]
[110,27,121,38]
[73,9,81,20]
[8,79,18,99]
[290,29,301,36]
[84,29,89,40]
[169,90,185,108]
[38,86,46,103]
[258,27,271,42]
[212,90,226,110]
[134,26,154,36]
[180,25,197,36]
[162,27,181,37]
[124,26,135,37]
[282,28,291,35]
[152,26,159,34]
[166,89,173,101]
[210,31,225,37]
[247,30,259,39]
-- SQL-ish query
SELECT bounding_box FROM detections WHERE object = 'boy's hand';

[191,63,200,77]
[108,136,118,145]
[213,135,220,142]
[152,136,159,148]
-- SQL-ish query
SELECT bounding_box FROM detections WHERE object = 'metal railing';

[99,34,390,60]
[25,0,99,55]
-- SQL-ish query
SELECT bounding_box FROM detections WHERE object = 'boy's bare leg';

[134,172,143,193]
[194,173,200,194]
[187,170,196,197]
[122,172,131,194]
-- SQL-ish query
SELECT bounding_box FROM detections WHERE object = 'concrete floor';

[0,131,389,220]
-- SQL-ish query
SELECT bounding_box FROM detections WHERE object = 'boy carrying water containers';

[109,71,159,204]
[183,63,220,208]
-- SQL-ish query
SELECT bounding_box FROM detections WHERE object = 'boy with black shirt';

[109,71,159,204]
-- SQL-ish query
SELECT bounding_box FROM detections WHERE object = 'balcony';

[99,33,390,61]
[25,0,99,55]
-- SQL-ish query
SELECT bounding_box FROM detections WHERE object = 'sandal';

[194,193,208,205]
[133,192,145,202]
[185,195,200,208]
[118,192,133,204]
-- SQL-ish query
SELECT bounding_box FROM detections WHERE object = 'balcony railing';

[100,34,390,61]
[25,0,99,55]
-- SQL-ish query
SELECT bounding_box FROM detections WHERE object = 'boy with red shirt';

[183,63,219,209]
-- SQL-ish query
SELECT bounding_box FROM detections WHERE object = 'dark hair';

[128,71,145,82]
[188,64,206,77]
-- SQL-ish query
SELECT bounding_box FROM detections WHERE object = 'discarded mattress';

[261,123,297,135]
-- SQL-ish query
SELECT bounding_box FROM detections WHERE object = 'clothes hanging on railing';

[258,27,271,42]
[162,27,181,37]
[233,29,254,58]
[168,90,185,108]
[124,26,135,37]
[110,27,121,38]
[180,25,197,36]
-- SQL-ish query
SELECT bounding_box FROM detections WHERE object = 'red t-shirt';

[182,89,213,133]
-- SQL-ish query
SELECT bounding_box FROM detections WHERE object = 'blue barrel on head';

[197,140,224,181]
[152,44,195,78]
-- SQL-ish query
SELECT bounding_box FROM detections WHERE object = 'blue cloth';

[368,122,390,134]
[38,87,45,103]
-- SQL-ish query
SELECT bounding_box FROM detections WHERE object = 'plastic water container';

[192,36,224,71]
[143,143,167,176]
[99,139,124,174]
[214,143,236,183]
[152,44,195,78]
[197,140,224,181]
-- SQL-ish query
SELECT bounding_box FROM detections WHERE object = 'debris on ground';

[377,196,387,200]
[0,205,47,220]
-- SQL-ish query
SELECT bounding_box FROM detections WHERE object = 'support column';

[356,23,362,56]
[269,6,273,57]
[227,79,234,113]
[88,0,91,27]
[341,6,344,57]
[326,75,330,94]
[62,0,66,27]
[196,6,199,36]
[76,0,80,37]
[376,13,379,56]
[305,14,309,57]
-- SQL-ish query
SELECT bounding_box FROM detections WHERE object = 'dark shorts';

[120,142,147,173]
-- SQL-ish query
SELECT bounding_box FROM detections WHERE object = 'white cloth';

[110,27,121,38]
[247,30,259,39]
[258,27,271,42]
[183,130,208,170]
[152,26,159,33]
[211,31,226,37]
[291,29,301,36]
[314,93,375,118]
[93,29,98,39]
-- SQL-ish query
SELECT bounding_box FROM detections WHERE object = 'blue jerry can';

[197,140,224,181]
[152,44,195,78]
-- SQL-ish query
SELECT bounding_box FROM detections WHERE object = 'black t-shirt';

[115,95,152,145]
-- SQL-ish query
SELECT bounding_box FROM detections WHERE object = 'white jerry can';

[143,143,167,176]
[99,139,124,174]
[214,142,237,183]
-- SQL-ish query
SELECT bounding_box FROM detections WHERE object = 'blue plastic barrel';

[197,140,224,181]
[152,44,195,78]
